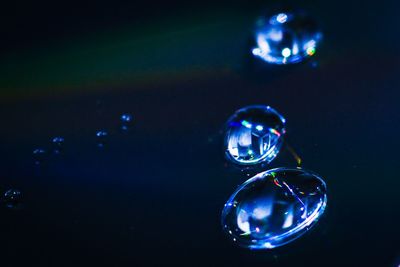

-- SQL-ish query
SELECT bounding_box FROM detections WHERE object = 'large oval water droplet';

[221,168,327,249]
[224,105,286,165]
[252,11,322,65]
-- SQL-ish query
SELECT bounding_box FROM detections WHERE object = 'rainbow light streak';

[282,181,305,207]
[306,46,316,56]
[285,143,302,166]
[273,178,282,188]
[269,128,281,137]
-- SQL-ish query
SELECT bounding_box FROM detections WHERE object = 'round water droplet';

[221,168,327,249]
[51,136,65,154]
[32,148,46,165]
[252,11,322,64]
[96,130,108,148]
[224,105,286,165]
[2,189,23,209]
[120,113,133,131]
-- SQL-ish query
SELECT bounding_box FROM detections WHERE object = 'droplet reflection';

[252,11,322,64]
[224,105,286,165]
[221,168,327,249]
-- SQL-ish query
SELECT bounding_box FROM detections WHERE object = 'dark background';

[0,0,399,266]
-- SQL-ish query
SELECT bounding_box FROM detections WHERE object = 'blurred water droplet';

[33,148,46,165]
[2,189,23,209]
[120,113,133,131]
[51,136,65,154]
[96,130,108,148]
[252,11,322,65]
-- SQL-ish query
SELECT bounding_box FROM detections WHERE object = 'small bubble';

[121,114,132,122]
[120,113,133,131]
[96,130,108,148]
[2,189,23,209]
[51,136,65,154]
[33,148,46,165]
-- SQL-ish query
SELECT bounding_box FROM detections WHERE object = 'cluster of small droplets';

[0,189,23,209]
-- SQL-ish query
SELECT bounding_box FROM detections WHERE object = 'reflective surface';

[225,105,286,165]
[221,168,327,249]
[252,11,322,64]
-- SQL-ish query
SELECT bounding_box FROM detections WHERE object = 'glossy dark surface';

[0,0,399,266]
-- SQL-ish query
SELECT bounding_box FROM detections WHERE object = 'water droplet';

[224,105,286,165]
[32,148,46,165]
[96,130,108,148]
[221,168,327,249]
[51,136,65,154]
[120,113,133,131]
[252,11,322,65]
[121,113,132,122]
[2,189,23,209]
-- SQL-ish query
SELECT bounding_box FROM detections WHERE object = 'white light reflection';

[252,201,273,220]
[282,48,291,58]
[282,206,294,229]
[276,13,288,23]
[237,209,250,233]
[255,125,264,131]
[268,29,283,42]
